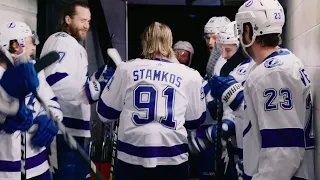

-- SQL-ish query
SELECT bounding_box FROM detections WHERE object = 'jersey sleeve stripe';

[46,72,68,86]
[62,117,90,130]
[243,121,252,137]
[260,128,304,148]
[117,140,188,158]
[185,111,206,130]
[50,97,58,101]
[0,149,47,172]
[97,98,121,121]
[0,159,20,172]
[25,149,48,169]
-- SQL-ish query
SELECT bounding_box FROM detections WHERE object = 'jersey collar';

[153,58,172,63]
[264,49,291,61]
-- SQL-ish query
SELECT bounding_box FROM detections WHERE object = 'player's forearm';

[252,147,304,180]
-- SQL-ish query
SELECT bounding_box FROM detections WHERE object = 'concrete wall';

[0,0,37,31]
[285,0,320,179]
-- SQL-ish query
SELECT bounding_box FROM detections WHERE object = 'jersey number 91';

[132,84,176,129]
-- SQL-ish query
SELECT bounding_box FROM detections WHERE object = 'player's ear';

[244,24,252,43]
[65,15,72,25]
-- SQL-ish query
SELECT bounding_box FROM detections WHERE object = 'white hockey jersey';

[40,32,91,137]
[227,58,251,151]
[97,58,206,168]
[0,68,55,179]
[242,49,314,180]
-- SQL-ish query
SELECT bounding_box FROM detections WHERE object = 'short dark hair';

[244,23,282,47]
[56,1,90,33]
[9,40,18,53]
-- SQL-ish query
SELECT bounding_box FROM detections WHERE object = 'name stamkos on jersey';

[264,57,283,68]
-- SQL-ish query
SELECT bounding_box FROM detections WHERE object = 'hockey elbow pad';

[188,125,214,154]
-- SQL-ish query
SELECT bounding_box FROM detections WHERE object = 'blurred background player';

[209,0,314,179]
[194,16,231,180]
[204,16,230,76]
[173,41,194,66]
[96,22,206,180]
[40,2,114,179]
[0,21,60,180]
[189,21,251,180]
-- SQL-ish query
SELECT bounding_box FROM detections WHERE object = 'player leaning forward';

[0,21,61,179]
[97,22,206,180]
[209,0,315,179]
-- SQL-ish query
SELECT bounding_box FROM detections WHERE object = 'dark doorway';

[128,4,239,76]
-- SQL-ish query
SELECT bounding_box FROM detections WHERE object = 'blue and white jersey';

[228,58,251,150]
[40,32,91,137]
[0,67,57,179]
[97,58,206,168]
[242,49,314,180]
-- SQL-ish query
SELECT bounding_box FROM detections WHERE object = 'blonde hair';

[141,22,176,61]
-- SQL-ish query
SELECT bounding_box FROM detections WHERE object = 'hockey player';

[204,16,230,76]
[209,0,314,179]
[40,2,115,179]
[97,22,206,180]
[193,16,231,180]
[173,41,194,66]
[189,21,250,180]
[0,21,61,180]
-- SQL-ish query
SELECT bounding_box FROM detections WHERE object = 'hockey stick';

[205,45,224,179]
[208,46,245,179]
[0,50,104,180]
[106,48,122,180]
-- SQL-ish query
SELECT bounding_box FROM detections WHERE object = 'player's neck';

[154,55,169,60]
[253,45,278,65]
[0,62,7,69]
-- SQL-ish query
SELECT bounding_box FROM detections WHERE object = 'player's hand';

[209,75,244,111]
[31,115,58,148]
[46,99,63,122]
[85,65,116,104]
[220,119,236,138]
[93,65,116,88]
[2,100,35,133]
[0,62,39,100]
[236,159,244,180]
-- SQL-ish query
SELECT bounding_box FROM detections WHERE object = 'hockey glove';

[188,119,235,154]
[85,65,116,104]
[31,115,58,148]
[0,62,39,100]
[209,75,244,111]
[2,100,35,133]
[188,125,213,154]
